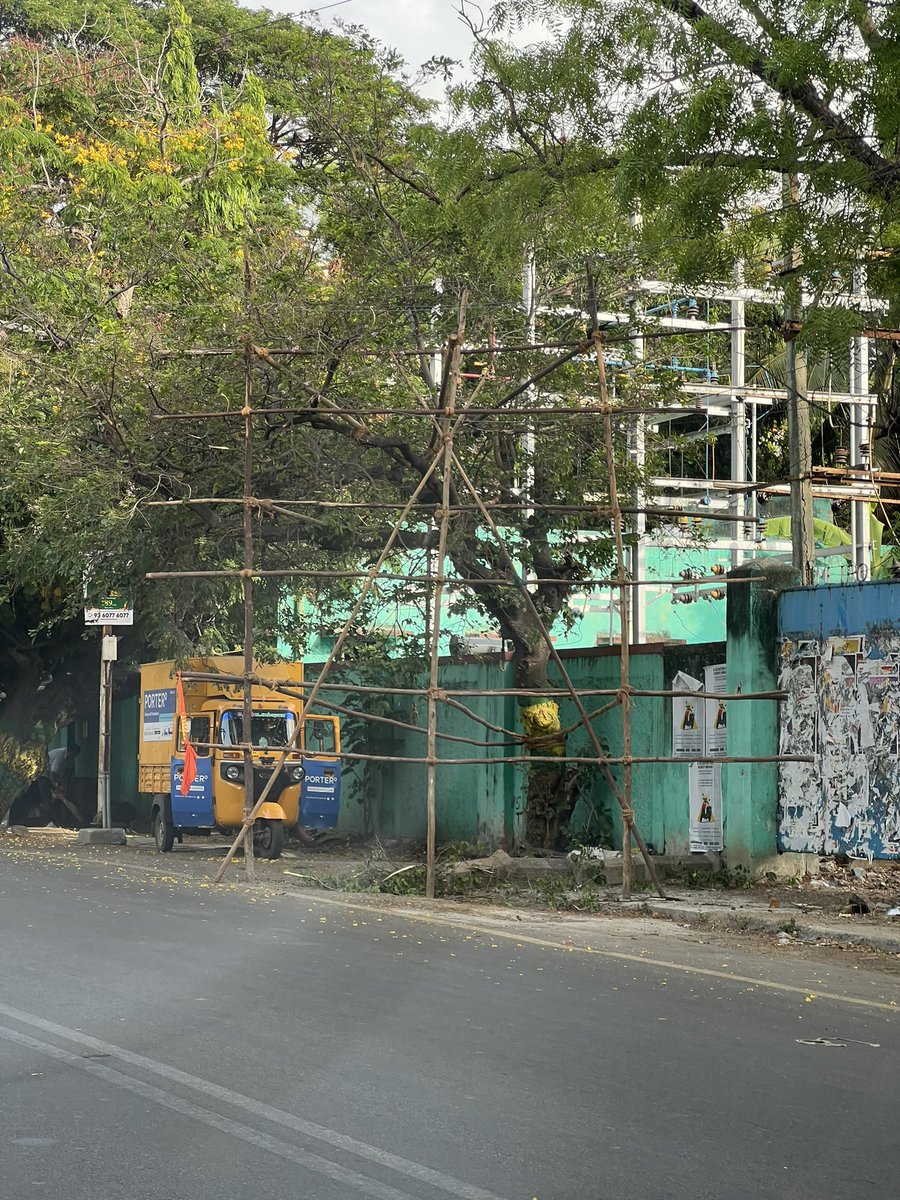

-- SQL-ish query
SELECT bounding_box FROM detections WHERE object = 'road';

[2,846,898,1200]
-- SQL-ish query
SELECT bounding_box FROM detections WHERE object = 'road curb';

[644,900,900,955]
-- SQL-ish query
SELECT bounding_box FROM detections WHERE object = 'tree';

[0,0,367,810]
[463,3,900,464]
[0,0,657,847]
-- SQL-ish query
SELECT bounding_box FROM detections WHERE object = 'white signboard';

[85,605,134,626]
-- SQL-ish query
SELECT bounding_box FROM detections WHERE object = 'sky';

[320,0,481,71]
[262,1,547,96]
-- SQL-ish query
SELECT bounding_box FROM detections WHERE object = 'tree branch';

[662,0,900,200]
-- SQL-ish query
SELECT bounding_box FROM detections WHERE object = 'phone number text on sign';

[85,607,134,625]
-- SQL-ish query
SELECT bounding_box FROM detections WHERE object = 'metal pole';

[426,304,466,898]
[241,246,256,881]
[96,624,114,829]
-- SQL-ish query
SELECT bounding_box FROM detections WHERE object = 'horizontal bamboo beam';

[146,568,756,587]
[180,671,782,702]
[150,324,765,362]
[151,403,707,421]
[141,497,759,524]
[278,749,813,766]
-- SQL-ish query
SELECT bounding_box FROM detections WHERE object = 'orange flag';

[176,672,197,796]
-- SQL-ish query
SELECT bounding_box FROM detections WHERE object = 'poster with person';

[689,761,724,851]
[672,670,704,758]
[704,663,728,756]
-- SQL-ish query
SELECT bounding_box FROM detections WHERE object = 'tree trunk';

[510,625,575,850]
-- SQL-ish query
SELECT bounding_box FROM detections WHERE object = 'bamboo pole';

[142,498,763,522]
[181,671,784,702]
[426,305,466,897]
[317,752,812,766]
[595,336,635,896]
[151,403,744,421]
[152,324,761,361]
[145,569,763,587]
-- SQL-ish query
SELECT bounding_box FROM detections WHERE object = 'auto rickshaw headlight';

[289,765,304,783]
[223,763,243,782]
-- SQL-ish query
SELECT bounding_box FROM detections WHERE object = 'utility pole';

[241,246,256,881]
[783,173,815,584]
[96,625,116,828]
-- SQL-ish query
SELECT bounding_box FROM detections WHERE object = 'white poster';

[672,670,703,758]
[704,663,728,757]
[689,761,724,851]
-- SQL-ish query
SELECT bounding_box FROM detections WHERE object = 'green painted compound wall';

[341,644,725,853]
[92,588,789,859]
[723,562,801,866]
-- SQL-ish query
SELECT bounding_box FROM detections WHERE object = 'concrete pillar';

[724,561,800,867]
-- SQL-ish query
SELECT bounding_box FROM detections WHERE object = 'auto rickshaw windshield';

[220,710,295,749]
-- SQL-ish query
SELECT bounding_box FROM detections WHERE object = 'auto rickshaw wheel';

[253,818,284,860]
[153,808,175,853]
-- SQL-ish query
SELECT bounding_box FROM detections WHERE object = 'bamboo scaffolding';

[207,403,468,884]
[426,305,465,896]
[142,271,830,895]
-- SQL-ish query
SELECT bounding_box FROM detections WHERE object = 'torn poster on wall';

[672,666,727,851]
[778,633,900,860]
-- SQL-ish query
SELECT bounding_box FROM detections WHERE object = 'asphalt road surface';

[2,849,899,1200]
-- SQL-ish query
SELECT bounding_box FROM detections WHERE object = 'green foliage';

[163,2,202,123]
[0,0,666,845]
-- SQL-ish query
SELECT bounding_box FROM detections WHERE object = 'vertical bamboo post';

[593,337,634,898]
[426,300,466,898]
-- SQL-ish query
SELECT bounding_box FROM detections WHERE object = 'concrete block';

[77,828,127,846]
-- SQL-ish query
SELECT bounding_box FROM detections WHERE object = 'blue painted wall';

[780,580,900,639]
[778,581,900,860]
